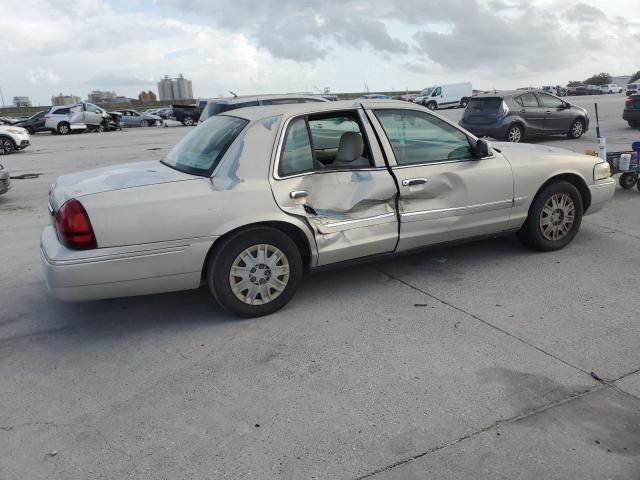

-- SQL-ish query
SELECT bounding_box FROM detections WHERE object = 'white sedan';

[41,101,615,317]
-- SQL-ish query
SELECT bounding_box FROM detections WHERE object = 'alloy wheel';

[229,244,290,305]
[0,139,13,154]
[539,193,575,241]
[508,126,522,143]
[571,121,583,137]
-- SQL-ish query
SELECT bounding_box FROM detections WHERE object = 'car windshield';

[420,88,434,96]
[162,115,248,176]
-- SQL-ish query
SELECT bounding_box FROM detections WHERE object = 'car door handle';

[545,110,552,115]
[290,190,309,199]
[402,178,428,187]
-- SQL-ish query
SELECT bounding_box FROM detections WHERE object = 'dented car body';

[41,100,615,317]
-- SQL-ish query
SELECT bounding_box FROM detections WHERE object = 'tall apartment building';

[157,74,193,101]
[51,93,81,106]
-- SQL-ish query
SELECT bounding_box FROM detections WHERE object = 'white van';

[415,82,473,110]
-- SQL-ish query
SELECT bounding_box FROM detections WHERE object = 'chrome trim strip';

[324,212,395,228]
[401,199,512,218]
[42,245,189,266]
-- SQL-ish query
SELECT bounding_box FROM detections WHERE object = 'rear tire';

[0,137,15,155]
[628,121,639,128]
[183,116,195,126]
[57,123,70,135]
[517,181,583,251]
[506,124,523,143]
[619,172,637,189]
[207,227,303,317]
[141,120,148,127]
[567,118,585,139]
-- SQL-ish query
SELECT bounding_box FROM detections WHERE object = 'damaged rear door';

[269,109,398,266]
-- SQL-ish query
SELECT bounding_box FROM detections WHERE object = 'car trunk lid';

[463,97,503,125]
[49,160,197,212]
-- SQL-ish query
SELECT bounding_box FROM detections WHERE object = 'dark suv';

[459,91,589,143]
[623,94,640,128]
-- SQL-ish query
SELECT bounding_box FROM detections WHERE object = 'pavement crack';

[377,268,591,378]
[353,384,606,479]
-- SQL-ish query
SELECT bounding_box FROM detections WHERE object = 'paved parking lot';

[1,95,639,479]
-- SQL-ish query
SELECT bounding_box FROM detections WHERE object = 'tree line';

[567,71,640,87]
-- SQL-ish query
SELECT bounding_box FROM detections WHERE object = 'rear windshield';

[465,98,501,114]
[162,115,248,176]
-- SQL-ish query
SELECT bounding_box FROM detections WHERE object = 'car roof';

[471,90,534,99]
[208,93,330,105]
[221,99,415,122]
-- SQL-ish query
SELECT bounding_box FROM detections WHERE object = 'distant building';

[51,93,81,106]
[138,90,158,102]
[612,75,632,86]
[157,74,193,101]
[12,96,31,107]
[88,90,117,104]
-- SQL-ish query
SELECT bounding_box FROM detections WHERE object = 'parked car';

[566,86,578,96]
[415,82,473,110]
[172,99,210,126]
[0,120,31,154]
[600,84,623,94]
[459,90,589,143]
[199,94,329,123]
[116,109,162,127]
[44,102,107,134]
[104,112,123,131]
[573,85,600,96]
[0,163,11,195]
[623,94,640,128]
[41,100,614,317]
[16,111,48,134]
[626,83,640,96]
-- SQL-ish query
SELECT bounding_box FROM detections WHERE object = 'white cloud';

[0,0,639,105]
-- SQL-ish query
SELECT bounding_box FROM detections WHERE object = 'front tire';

[426,101,437,110]
[141,120,148,127]
[567,118,585,139]
[619,172,637,190]
[0,137,15,155]
[517,181,583,251]
[57,123,70,135]
[506,124,523,143]
[207,227,303,317]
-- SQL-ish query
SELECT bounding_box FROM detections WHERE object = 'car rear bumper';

[459,121,509,140]
[586,179,615,215]
[40,225,216,301]
[622,110,640,122]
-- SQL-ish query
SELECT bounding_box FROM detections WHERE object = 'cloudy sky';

[2,0,639,105]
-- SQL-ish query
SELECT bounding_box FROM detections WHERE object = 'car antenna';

[229,91,238,98]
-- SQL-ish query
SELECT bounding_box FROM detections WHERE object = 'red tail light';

[625,96,633,107]
[55,199,97,249]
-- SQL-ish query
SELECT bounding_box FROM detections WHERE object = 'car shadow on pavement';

[3,234,530,349]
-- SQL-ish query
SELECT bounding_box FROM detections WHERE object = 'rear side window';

[279,118,314,176]
[53,108,69,115]
[515,93,539,107]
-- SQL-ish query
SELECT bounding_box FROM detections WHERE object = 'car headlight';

[7,128,26,134]
[593,162,611,181]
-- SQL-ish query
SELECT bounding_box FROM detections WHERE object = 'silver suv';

[44,102,107,135]
[199,94,328,122]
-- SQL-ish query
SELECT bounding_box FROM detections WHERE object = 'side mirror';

[475,138,491,159]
